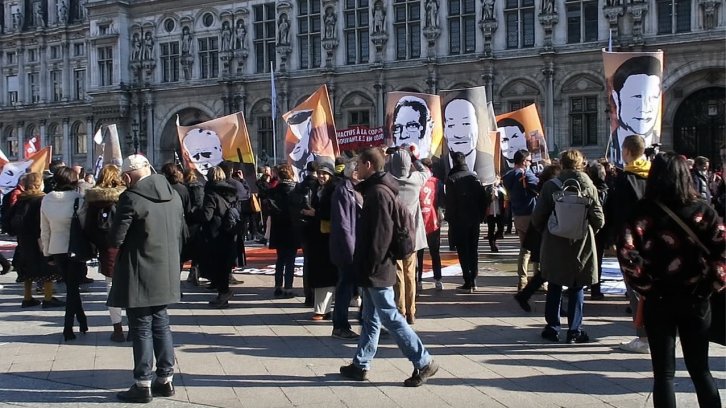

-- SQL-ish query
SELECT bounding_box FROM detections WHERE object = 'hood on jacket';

[128,174,175,203]
[206,180,239,201]
[448,162,472,178]
[18,190,45,200]
[357,172,399,195]
[389,150,412,179]
[624,158,651,179]
[85,186,126,204]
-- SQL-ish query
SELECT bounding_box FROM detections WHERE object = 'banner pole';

[270,61,278,166]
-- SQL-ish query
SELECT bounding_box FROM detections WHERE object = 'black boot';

[0,254,11,275]
[117,384,152,403]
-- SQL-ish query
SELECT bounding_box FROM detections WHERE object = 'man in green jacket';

[109,155,185,403]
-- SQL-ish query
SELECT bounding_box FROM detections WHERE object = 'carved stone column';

[85,116,94,169]
[628,2,648,46]
[538,10,559,52]
[479,20,498,58]
[602,4,625,48]
[39,119,47,149]
[62,117,70,162]
[425,63,438,94]
[16,121,24,160]
[143,92,154,162]
[62,41,70,101]
[481,60,495,104]
[423,26,441,59]
[542,61,555,151]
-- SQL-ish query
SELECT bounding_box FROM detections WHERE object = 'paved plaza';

[0,234,723,407]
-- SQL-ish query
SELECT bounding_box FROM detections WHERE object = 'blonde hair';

[183,168,198,184]
[22,173,43,193]
[207,166,226,182]
[560,149,585,171]
[98,164,124,188]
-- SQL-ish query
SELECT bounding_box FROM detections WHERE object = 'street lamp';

[131,120,139,154]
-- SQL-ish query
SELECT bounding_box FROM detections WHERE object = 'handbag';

[250,194,262,213]
[68,197,95,262]
[655,200,725,345]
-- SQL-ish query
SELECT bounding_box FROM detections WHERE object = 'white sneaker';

[619,337,650,354]
[350,296,361,308]
[434,280,443,291]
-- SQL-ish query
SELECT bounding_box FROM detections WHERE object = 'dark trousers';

[591,232,607,296]
[519,269,546,301]
[236,229,247,267]
[275,247,297,289]
[504,207,513,233]
[486,215,503,240]
[301,240,313,301]
[333,262,355,330]
[416,229,442,282]
[211,265,231,295]
[451,224,480,286]
[644,296,721,408]
[126,305,175,382]
[53,254,87,334]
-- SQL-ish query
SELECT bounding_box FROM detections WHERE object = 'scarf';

[624,158,651,179]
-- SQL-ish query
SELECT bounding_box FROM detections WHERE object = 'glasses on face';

[393,122,422,134]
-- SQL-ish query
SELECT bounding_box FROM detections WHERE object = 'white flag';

[93,128,103,145]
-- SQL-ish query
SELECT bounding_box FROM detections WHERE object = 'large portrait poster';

[384,91,443,159]
[439,86,497,185]
[0,146,51,193]
[177,112,257,188]
[282,85,338,180]
[603,50,664,166]
[495,104,549,173]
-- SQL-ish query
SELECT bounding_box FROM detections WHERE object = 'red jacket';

[419,176,440,235]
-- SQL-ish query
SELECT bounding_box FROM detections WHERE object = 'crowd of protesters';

[0,140,723,404]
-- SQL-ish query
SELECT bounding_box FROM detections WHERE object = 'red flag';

[24,137,40,159]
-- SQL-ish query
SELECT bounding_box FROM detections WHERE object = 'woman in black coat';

[199,166,238,309]
[266,164,301,298]
[183,168,205,285]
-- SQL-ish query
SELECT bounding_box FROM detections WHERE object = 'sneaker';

[340,363,367,381]
[42,297,66,309]
[116,384,152,403]
[332,328,359,340]
[566,330,590,344]
[151,381,175,397]
[21,299,41,308]
[434,280,443,291]
[619,337,650,354]
[513,293,532,313]
[403,360,439,387]
[541,327,559,342]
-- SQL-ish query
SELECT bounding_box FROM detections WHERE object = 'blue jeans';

[333,263,355,330]
[544,284,584,335]
[275,248,297,289]
[353,287,431,371]
[126,305,175,382]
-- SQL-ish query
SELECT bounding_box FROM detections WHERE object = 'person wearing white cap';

[109,154,186,403]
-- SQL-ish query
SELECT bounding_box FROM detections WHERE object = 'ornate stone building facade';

[0,0,722,169]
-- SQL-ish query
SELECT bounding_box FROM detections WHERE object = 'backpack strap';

[73,197,80,215]
[655,200,710,255]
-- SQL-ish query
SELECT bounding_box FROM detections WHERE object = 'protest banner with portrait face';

[384,91,443,159]
[283,85,338,180]
[495,104,549,174]
[439,86,497,185]
[603,50,664,166]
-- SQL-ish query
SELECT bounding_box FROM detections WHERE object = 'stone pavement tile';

[376,385,450,408]
[329,383,400,408]
[185,385,239,405]
[7,361,53,379]
[432,384,506,408]
[281,385,343,406]
[605,397,651,408]
[234,385,292,408]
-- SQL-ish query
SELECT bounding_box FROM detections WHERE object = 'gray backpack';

[547,178,591,240]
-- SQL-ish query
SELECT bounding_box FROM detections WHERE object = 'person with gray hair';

[392,96,433,158]
[110,155,185,403]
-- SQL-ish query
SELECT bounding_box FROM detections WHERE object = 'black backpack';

[380,186,415,260]
[222,199,242,233]
[6,199,29,237]
[97,204,116,235]
[0,191,16,234]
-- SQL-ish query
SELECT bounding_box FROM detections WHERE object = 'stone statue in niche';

[181,26,192,55]
[277,13,290,45]
[33,2,45,27]
[425,0,439,28]
[235,19,246,50]
[323,7,336,39]
[131,32,142,61]
[56,0,67,24]
[373,1,385,33]
[604,0,621,6]
[13,11,23,30]
[79,0,87,20]
[541,0,555,14]
[221,20,233,51]
[142,32,154,60]
[482,0,495,21]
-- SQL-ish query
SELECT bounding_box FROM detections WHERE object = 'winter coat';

[183,181,205,262]
[199,180,239,277]
[330,178,362,266]
[354,172,398,288]
[605,167,648,245]
[170,182,191,217]
[107,174,184,309]
[40,190,85,256]
[692,169,712,203]
[389,151,429,251]
[12,192,49,281]
[267,179,301,250]
[618,198,725,299]
[420,175,442,235]
[306,180,338,288]
[445,164,488,227]
[186,182,204,213]
[502,167,539,216]
[532,169,605,288]
[84,186,125,277]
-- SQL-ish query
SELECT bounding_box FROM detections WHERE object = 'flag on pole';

[23,137,40,159]
[0,146,52,193]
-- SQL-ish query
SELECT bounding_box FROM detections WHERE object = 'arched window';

[48,123,62,157]
[251,100,274,165]
[72,121,87,154]
[4,127,18,158]
[340,92,374,128]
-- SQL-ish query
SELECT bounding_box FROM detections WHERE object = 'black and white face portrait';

[0,161,31,192]
[498,120,527,168]
[444,98,478,170]
[392,96,432,158]
[183,129,223,176]
[286,109,313,164]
